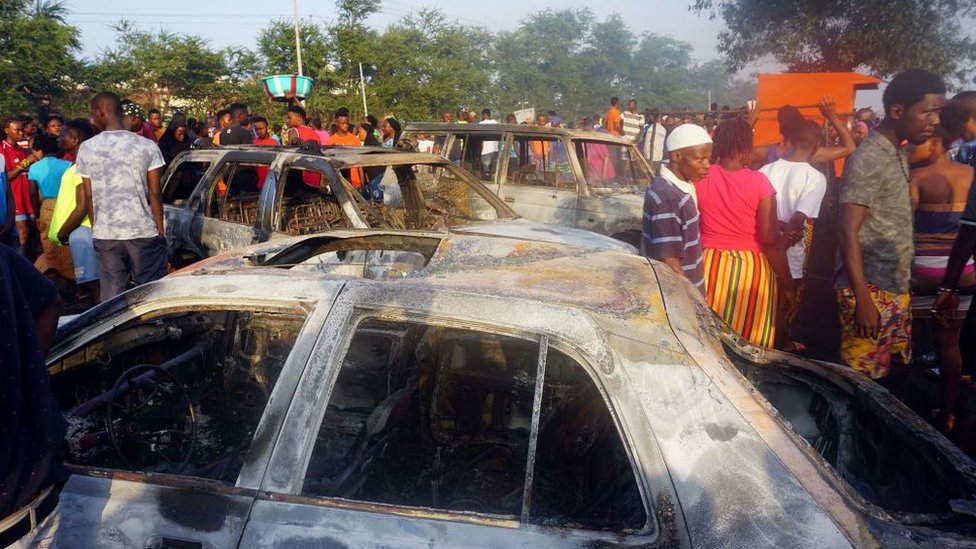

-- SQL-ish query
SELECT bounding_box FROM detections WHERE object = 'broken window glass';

[52,309,306,483]
[529,347,647,532]
[302,319,538,517]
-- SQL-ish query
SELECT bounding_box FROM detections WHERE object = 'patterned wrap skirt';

[703,248,778,348]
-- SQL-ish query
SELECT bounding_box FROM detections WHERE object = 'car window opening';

[52,310,307,484]
[280,167,351,235]
[162,159,209,206]
[574,139,650,196]
[727,345,976,528]
[505,137,575,191]
[302,319,646,533]
[208,161,270,226]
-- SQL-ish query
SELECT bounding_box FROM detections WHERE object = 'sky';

[65,0,725,62]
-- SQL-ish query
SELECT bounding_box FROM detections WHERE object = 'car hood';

[451,218,637,253]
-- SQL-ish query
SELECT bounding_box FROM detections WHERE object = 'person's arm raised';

[811,94,857,164]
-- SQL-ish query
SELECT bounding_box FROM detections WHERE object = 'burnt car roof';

[164,230,665,323]
[403,122,633,144]
[187,145,453,169]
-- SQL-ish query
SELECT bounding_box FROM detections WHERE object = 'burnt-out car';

[50,232,976,548]
[160,145,631,267]
[403,123,652,246]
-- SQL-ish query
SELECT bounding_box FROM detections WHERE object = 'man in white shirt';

[77,92,168,301]
[642,110,667,175]
[759,119,828,281]
[479,109,500,180]
[759,119,827,347]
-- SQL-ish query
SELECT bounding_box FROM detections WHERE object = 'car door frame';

[495,132,580,227]
[260,154,371,234]
[161,149,223,262]
[49,287,339,549]
[571,138,650,242]
[240,284,688,548]
[195,151,278,256]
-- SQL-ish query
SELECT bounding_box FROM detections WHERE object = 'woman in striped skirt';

[695,118,795,348]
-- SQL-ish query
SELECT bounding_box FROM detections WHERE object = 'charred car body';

[402,123,652,246]
[48,231,976,547]
[160,145,631,268]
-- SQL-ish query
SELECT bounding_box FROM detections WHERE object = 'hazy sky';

[63,1,891,109]
[65,0,725,62]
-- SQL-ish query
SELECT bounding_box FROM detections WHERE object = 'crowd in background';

[638,69,976,436]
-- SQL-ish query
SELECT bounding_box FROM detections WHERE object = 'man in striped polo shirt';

[641,124,712,292]
[621,99,645,163]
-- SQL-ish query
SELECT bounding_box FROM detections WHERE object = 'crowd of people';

[4,69,976,544]
[0,94,405,308]
[641,68,976,435]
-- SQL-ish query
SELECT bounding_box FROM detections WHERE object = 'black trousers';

[93,235,168,301]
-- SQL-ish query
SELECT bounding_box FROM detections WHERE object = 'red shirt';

[695,164,776,252]
[253,137,276,188]
[2,140,32,217]
[139,121,157,142]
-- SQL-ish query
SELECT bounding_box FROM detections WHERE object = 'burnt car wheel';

[107,364,197,473]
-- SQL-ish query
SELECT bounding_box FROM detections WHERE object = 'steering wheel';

[107,364,197,473]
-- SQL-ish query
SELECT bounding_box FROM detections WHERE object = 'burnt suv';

[403,123,653,246]
[159,145,632,267]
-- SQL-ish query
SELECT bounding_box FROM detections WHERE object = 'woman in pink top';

[696,118,794,348]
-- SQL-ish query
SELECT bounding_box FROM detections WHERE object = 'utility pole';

[292,0,303,76]
[359,63,369,117]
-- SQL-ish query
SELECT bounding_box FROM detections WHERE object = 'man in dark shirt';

[641,124,711,293]
[218,102,254,146]
[0,244,66,547]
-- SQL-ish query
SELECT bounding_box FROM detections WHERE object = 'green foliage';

[493,9,753,119]
[95,22,233,112]
[691,0,976,81]
[0,0,80,115]
[370,9,492,120]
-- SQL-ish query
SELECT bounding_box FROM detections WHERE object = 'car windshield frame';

[329,158,518,230]
[571,138,653,197]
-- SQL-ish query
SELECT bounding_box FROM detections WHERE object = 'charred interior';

[729,348,976,531]
[303,319,645,532]
[50,310,306,483]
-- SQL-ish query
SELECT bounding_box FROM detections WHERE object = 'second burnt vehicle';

[402,123,653,246]
[159,145,632,267]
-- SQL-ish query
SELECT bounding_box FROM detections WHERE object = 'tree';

[371,9,492,120]
[83,22,243,115]
[0,0,80,114]
[691,0,976,80]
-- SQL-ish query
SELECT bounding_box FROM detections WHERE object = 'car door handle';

[550,195,558,199]
[504,196,515,203]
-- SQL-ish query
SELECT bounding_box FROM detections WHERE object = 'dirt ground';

[793,175,976,458]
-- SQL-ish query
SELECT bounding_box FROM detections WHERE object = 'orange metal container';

[753,72,881,147]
